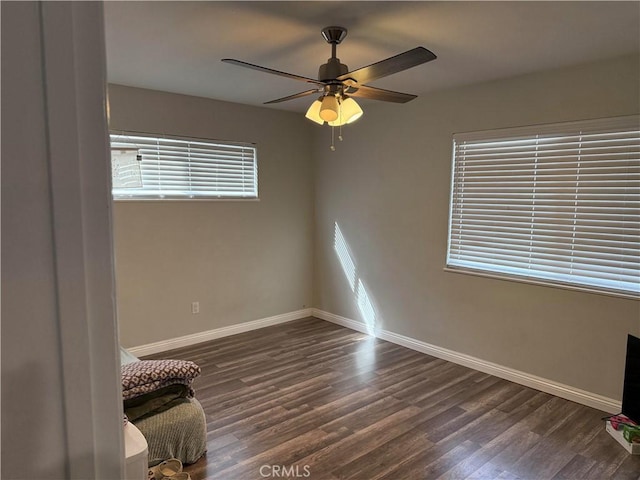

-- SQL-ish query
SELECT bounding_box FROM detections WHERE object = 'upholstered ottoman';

[133,397,207,466]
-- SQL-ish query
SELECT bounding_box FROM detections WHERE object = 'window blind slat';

[110,133,258,199]
[447,115,640,295]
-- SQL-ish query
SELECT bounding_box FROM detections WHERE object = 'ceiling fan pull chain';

[338,99,344,141]
[330,126,336,151]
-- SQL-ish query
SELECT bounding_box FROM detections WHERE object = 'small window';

[446,115,640,297]
[110,132,257,200]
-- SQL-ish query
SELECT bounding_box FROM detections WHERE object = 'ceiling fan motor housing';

[318,58,348,83]
[319,27,349,83]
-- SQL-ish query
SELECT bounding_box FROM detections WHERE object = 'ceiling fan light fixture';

[305,99,325,125]
[327,97,363,127]
[340,97,363,124]
[319,94,339,122]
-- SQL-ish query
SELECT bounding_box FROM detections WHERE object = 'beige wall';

[108,85,314,347]
[313,54,640,400]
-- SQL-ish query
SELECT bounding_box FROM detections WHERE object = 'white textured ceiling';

[104,1,640,112]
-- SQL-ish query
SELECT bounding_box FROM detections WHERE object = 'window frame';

[109,130,258,201]
[445,115,640,300]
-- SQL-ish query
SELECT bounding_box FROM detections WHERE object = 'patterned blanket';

[121,359,201,401]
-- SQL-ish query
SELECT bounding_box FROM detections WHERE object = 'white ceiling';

[104,1,640,113]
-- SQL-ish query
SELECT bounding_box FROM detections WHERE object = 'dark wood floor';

[145,317,640,480]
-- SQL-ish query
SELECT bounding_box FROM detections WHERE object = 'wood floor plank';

[139,317,640,480]
[508,438,576,479]
[378,440,481,480]
[551,454,597,480]
[215,427,353,480]
[235,387,391,453]
[290,405,426,475]
[333,426,434,480]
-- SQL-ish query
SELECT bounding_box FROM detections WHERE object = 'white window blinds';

[110,133,257,199]
[447,116,640,296]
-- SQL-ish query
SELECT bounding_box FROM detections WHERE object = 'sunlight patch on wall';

[334,222,377,335]
[334,223,356,291]
[356,279,376,335]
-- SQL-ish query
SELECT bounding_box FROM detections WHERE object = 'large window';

[447,116,639,297]
[110,132,257,200]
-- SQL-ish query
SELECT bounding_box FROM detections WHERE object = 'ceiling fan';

[222,26,436,148]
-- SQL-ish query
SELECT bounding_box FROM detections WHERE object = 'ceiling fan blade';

[264,89,320,104]
[222,59,325,86]
[337,47,436,85]
[347,84,417,103]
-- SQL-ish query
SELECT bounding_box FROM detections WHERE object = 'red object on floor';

[610,414,637,430]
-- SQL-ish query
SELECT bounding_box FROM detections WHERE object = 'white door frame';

[40,2,124,477]
[1,2,124,478]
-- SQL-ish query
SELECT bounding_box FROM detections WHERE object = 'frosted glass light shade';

[305,100,324,125]
[328,97,364,126]
[328,117,346,127]
[341,98,363,124]
[320,95,339,122]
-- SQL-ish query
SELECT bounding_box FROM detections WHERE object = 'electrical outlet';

[191,301,200,314]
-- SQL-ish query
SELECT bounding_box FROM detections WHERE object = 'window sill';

[443,266,639,301]
[112,197,260,202]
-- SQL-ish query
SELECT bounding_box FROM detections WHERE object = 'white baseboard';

[312,308,621,414]
[127,308,313,357]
